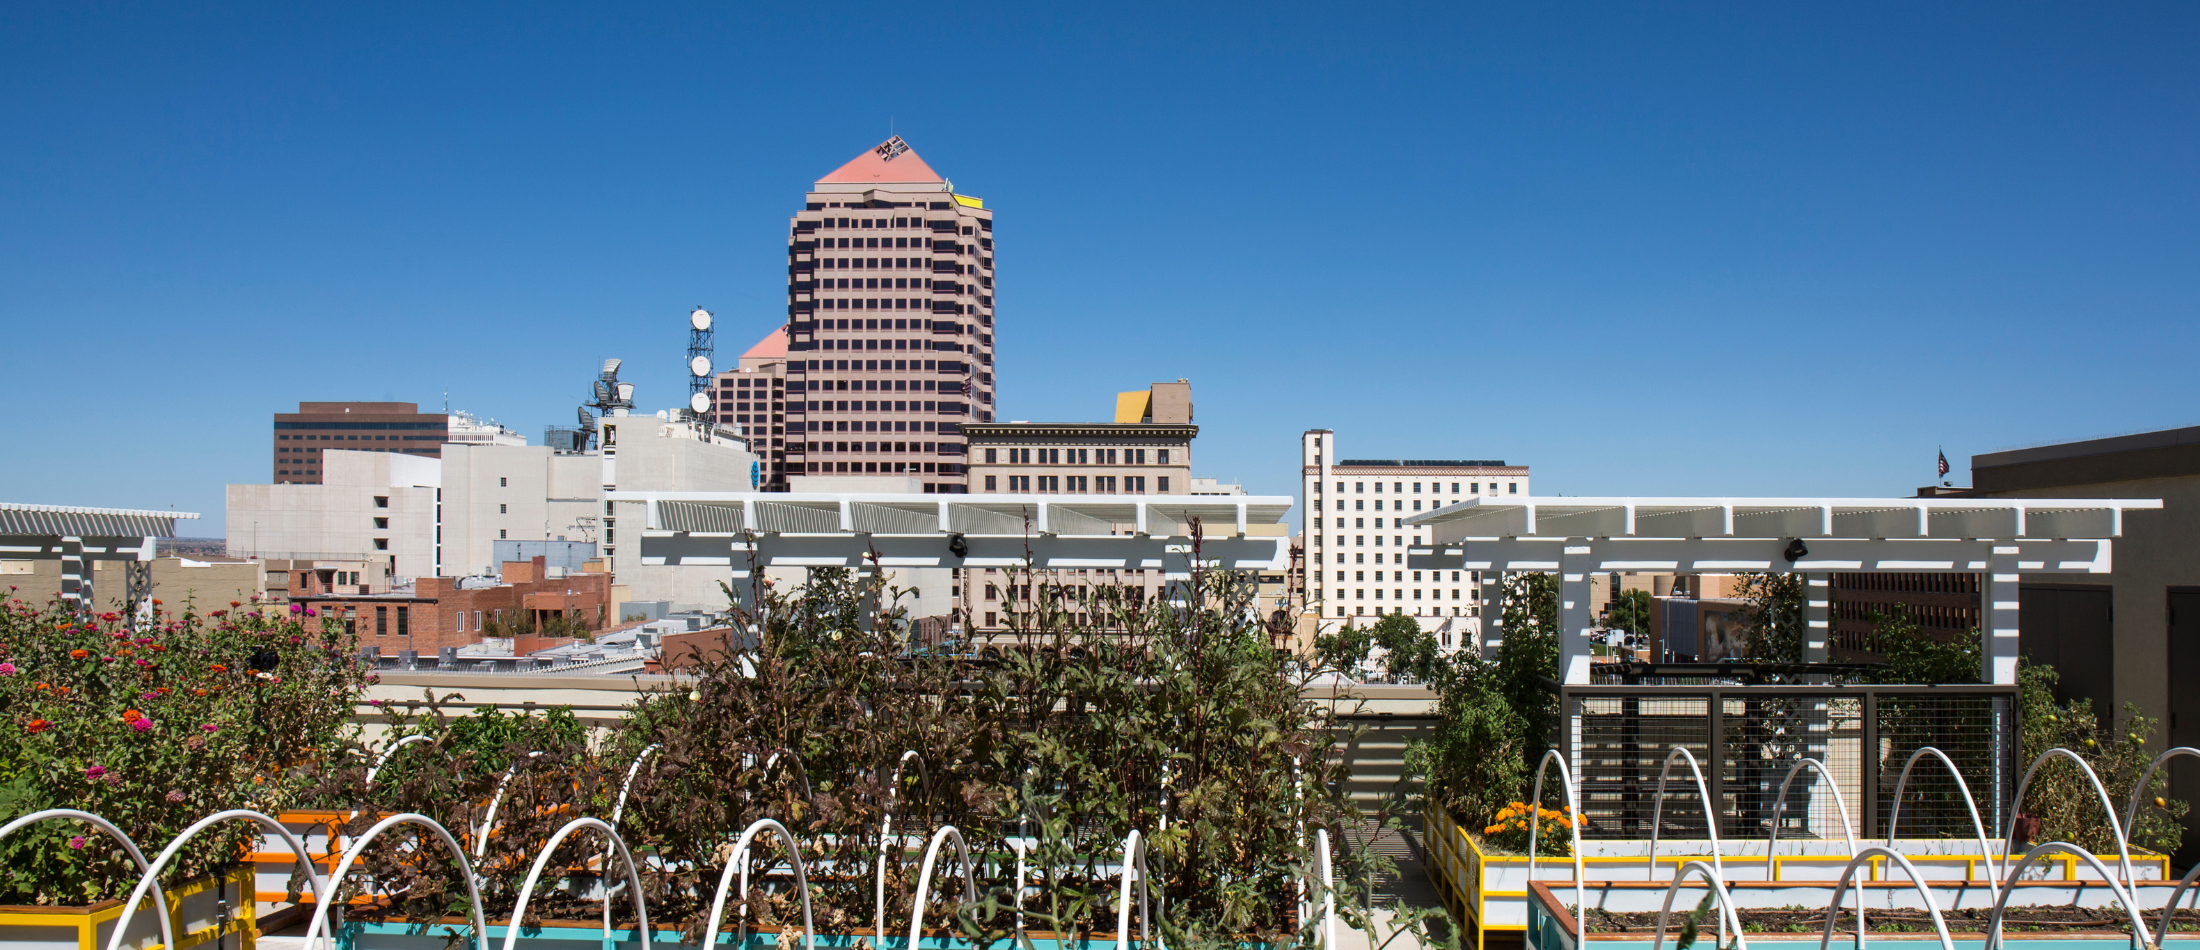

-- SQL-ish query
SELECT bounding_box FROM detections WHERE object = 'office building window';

[375,607,387,636]
[985,475,997,491]
[499,529,507,539]
[1157,477,1169,492]
[499,477,507,487]
[396,606,409,637]
[1509,483,1518,494]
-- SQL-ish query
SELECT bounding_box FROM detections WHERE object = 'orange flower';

[192,689,207,697]
[69,649,89,660]
[32,682,49,691]
[25,719,50,734]
[122,709,142,723]
[153,687,171,696]
[209,664,227,673]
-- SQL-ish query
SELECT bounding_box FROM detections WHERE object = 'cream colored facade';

[227,451,440,581]
[1299,429,1531,651]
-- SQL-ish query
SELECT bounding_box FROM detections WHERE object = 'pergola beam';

[1403,495,2160,687]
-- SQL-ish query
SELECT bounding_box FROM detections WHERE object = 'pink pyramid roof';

[742,327,789,360]
[818,136,945,185]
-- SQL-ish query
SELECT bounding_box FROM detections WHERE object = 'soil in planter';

[1571,905,2200,935]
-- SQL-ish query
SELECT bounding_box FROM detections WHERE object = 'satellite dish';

[593,380,613,404]
[690,308,713,331]
[602,358,622,377]
[577,407,597,431]
[617,382,635,401]
[689,392,711,413]
[689,355,712,377]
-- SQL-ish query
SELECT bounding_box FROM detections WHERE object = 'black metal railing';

[1559,682,2016,843]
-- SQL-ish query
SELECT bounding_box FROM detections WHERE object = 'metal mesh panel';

[1573,697,1713,839]
[1874,692,2012,841]
[1563,685,2014,842]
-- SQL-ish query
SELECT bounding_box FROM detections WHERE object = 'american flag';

[1937,449,1950,478]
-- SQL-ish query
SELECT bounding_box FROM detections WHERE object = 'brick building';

[273,402,449,485]
[295,557,613,654]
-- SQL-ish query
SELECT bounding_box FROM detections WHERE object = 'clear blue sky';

[4,4,2196,536]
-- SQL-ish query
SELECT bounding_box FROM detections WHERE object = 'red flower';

[208,664,227,673]
[122,709,142,723]
[25,719,49,734]
[153,687,171,696]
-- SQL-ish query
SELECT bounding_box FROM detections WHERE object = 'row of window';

[1314,534,1413,547]
[1323,605,1475,619]
[811,216,938,231]
[805,460,958,475]
[813,298,964,313]
[985,475,1156,493]
[790,357,980,374]
[1323,587,1465,601]
[804,404,957,419]
[985,448,1170,465]
[279,434,441,442]
[1322,498,1449,512]
[816,257,934,272]
[812,318,972,333]
[1333,570,1469,583]
[810,441,949,454]
[810,336,974,353]
[1319,480,1517,495]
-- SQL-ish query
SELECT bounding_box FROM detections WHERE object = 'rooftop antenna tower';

[686,307,715,420]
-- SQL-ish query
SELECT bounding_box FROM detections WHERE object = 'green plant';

[1731,572,1803,663]
[1606,588,1653,639]
[1314,621,1372,676]
[2017,660,2187,855]
[0,592,368,904]
[1370,612,1440,683]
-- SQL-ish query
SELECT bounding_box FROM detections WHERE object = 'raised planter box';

[0,867,257,950]
[1524,878,2200,950]
[1422,805,2167,950]
[338,919,1166,950]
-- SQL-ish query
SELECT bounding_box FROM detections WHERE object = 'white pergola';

[0,502,202,614]
[611,492,1295,574]
[1402,496,2163,685]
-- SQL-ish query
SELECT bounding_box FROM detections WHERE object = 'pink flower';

[302,608,317,617]
[68,836,86,850]
[0,662,15,675]
[84,765,104,778]
[200,723,218,733]
[133,658,150,667]
[164,790,185,803]
[130,718,152,732]
[140,692,157,700]
[289,603,303,614]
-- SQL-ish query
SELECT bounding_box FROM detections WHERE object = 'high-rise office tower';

[781,136,996,493]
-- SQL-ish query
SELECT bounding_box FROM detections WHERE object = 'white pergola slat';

[1401,496,2161,686]
[0,502,203,614]
[611,491,1295,576]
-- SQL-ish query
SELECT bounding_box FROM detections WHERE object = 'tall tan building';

[780,137,995,494]
[1298,429,1530,650]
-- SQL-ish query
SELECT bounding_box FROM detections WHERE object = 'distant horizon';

[5,4,2196,537]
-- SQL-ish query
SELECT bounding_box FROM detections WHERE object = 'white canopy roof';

[1402,496,2160,541]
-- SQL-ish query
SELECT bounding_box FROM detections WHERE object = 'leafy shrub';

[0,592,368,904]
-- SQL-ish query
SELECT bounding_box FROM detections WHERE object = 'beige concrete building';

[780,137,996,493]
[228,450,440,582]
[1298,429,1531,651]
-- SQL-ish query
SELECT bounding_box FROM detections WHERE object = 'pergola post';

[1479,572,1503,659]
[1987,548,2020,685]
[1801,572,1830,663]
[1561,541,1594,684]
[59,536,88,613]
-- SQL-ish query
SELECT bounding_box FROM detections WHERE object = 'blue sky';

[3,3,2195,536]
